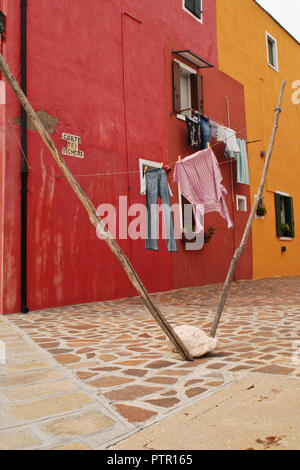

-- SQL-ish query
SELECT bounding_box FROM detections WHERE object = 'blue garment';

[200,115,211,149]
[236,138,250,185]
[145,168,178,252]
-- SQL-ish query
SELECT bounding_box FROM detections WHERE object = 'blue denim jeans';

[145,168,178,252]
[200,115,211,149]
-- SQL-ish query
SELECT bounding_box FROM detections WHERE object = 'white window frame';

[275,190,293,241]
[236,195,247,212]
[139,158,173,196]
[174,59,197,121]
[275,190,290,197]
[266,31,279,72]
[182,0,203,24]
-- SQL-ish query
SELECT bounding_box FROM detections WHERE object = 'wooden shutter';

[173,61,181,113]
[286,196,295,238]
[191,74,204,114]
[275,193,282,237]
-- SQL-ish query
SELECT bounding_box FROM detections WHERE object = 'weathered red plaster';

[1,0,252,313]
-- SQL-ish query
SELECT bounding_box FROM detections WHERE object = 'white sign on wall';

[62,133,84,158]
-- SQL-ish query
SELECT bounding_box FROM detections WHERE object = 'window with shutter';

[173,60,204,116]
[275,192,295,238]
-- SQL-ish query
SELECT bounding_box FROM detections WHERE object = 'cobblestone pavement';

[1,276,300,449]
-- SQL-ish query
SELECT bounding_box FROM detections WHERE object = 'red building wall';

[1,0,252,313]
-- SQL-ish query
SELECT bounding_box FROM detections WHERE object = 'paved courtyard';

[1,276,300,449]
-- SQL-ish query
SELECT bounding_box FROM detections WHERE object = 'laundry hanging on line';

[209,119,218,139]
[186,115,202,148]
[141,163,172,195]
[185,114,250,185]
[174,147,233,233]
[185,114,240,157]
[185,114,211,150]
[220,126,240,159]
[145,167,178,253]
[236,138,250,185]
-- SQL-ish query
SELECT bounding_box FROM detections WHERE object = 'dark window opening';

[268,37,275,67]
[185,0,202,20]
[181,196,195,234]
[275,193,295,238]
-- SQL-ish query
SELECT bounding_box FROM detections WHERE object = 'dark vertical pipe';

[20,0,29,313]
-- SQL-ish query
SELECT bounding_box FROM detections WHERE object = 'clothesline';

[6,101,300,178]
[57,138,300,181]
[70,101,299,178]
[177,108,237,131]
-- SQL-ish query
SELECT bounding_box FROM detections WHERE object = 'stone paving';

[1,276,300,449]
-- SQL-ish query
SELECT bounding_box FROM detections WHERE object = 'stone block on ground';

[166,325,217,358]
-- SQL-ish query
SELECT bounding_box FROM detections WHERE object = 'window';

[275,192,295,238]
[236,195,247,212]
[139,158,173,196]
[183,0,202,22]
[180,195,195,235]
[173,60,204,117]
[266,32,279,71]
[178,185,204,250]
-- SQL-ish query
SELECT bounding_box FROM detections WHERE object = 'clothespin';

[143,165,148,175]
[178,155,181,162]
[160,162,163,168]
[207,142,210,148]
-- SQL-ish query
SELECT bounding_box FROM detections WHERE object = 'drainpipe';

[20,0,29,313]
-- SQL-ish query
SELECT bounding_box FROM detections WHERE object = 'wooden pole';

[210,80,286,338]
[0,53,193,361]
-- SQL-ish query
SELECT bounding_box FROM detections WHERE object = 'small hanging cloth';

[209,119,218,139]
[236,138,250,185]
[216,123,226,143]
[224,127,240,159]
[186,115,202,148]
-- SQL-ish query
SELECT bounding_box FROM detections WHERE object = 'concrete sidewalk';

[1,276,300,450]
[0,316,133,450]
[111,373,300,450]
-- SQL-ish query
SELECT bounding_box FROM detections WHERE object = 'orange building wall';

[216,0,300,279]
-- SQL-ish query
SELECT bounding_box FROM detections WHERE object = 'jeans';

[200,115,211,149]
[145,168,178,252]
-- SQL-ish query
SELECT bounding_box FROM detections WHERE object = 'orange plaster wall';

[216,0,300,279]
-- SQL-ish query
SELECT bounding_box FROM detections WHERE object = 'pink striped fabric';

[174,147,233,232]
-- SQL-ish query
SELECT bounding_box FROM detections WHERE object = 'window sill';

[279,237,293,241]
[267,62,279,73]
[176,113,186,121]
